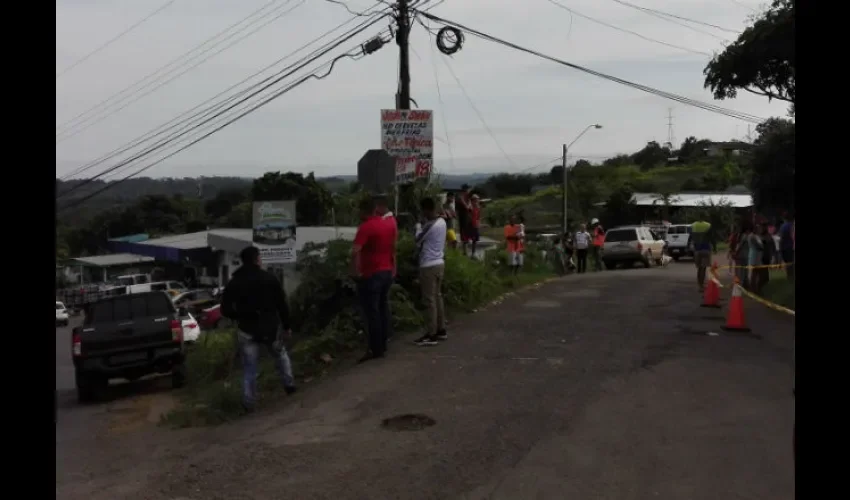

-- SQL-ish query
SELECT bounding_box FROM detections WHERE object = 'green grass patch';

[760,270,795,310]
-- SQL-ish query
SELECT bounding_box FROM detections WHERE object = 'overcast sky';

[56,0,784,179]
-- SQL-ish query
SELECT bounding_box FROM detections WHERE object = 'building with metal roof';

[631,192,753,208]
[70,253,155,267]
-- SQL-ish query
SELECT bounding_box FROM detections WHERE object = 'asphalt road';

[56,261,795,500]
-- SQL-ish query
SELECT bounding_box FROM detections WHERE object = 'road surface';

[56,261,794,499]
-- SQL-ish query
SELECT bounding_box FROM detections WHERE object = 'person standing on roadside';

[442,193,458,249]
[468,194,482,258]
[504,215,524,275]
[351,197,397,363]
[414,197,448,346]
[456,185,472,256]
[574,223,591,273]
[778,213,795,280]
[732,222,753,289]
[590,218,605,271]
[221,246,296,412]
[747,223,765,292]
[690,220,715,292]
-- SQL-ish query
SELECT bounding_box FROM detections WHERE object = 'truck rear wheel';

[75,372,104,404]
[172,363,187,389]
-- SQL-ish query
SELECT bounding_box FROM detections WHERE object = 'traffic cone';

[700,268,721,309]
[721,278,751,333]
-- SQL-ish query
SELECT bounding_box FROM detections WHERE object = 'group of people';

[726,214,795,293]
[441,184,482,257]
[549,219,606,275]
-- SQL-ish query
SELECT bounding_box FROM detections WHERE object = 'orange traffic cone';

[700,263,721,308]
[721,278,750,332]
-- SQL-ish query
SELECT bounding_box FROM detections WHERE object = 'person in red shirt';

[351,197,397,362]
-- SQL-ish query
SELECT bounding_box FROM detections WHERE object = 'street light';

[562,124,603,235]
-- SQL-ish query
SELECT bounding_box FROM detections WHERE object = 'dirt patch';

[381,414,436,432]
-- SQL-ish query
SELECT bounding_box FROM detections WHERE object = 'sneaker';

[435,329,448,341]
[414,335,439,346]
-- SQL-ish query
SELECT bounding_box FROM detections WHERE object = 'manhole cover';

[381,414,436,431]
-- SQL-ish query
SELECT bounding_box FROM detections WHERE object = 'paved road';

[56,262,794,499]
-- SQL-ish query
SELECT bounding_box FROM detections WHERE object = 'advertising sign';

[252,201,297,264]
[380,109,433,184]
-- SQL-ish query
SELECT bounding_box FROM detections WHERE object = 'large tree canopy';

[703,0,795,104]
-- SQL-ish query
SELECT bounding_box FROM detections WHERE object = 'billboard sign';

[252,201,297,264]
[380,109,433,184]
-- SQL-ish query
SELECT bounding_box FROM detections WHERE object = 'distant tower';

[665,108,675,150]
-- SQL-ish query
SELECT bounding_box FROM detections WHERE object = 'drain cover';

[381,414,436,431]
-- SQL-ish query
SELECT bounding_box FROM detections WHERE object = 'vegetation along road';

[56,261,794,500]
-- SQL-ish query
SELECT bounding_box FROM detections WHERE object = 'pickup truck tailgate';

[79,294,177,356]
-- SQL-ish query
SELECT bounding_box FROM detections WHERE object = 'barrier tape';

[709,267,795,316]
[717,262,791,271]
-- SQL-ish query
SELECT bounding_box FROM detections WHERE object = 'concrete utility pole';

[561,124,603,236]
[393,0,412,214]
[396,0,411,111]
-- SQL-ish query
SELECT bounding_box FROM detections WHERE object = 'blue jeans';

[357,271,393,356]
[237,330,295,408]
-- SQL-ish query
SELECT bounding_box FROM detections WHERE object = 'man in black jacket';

[221,246,296,411]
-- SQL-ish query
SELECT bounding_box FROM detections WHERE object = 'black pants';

[590,246,602,271]
[576,249,588,273]
[357,270,393,356]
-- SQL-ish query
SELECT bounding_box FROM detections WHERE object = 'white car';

[180,311,202,343]
[56,301,69,327]
[602,225,666,269]
[665,224,693,260]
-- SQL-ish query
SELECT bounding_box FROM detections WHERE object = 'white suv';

[665,224,693,260]
[602,226,665,269]
[56,301,69,327]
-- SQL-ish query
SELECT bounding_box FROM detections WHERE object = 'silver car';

[602,226,666,269]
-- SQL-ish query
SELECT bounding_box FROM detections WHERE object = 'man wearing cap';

[691,220,717,292]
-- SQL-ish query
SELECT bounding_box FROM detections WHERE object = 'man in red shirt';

[351,197,397,362]
[468,194,482,258]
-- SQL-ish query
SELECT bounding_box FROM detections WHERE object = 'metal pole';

[397,0,411,110]
[561,143,568,236]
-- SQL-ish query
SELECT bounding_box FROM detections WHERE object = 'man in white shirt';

[414,197,448,346]
[574,223,591,274]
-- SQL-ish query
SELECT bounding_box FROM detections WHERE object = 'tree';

[631,141,670,171]
[703,0,795,104]
[252,172,333,226]
[749,118,794,213]
[677,136,712,161]
[602,186,637,227]
[481,173,535,198]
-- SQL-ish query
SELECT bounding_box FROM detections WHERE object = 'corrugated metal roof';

[70,253,154,267]
[138,230,211,250]
[108,233,149,243]
[208,227,359,252]
[632,192,752,208]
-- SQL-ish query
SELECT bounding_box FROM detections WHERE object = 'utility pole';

[396,0,411,110]
[393,0,412,214]
[561,144,568,236]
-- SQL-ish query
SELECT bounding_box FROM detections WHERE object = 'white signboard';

[252,201,297,264]
[380,109,433,184]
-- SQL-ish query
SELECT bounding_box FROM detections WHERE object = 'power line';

[544,0,712,57]
[59,3,391,181]
[58,21,388,210]
[56,0,179,79]
[55,0,302,141]
[425,20,455,173]
[417,10,764,123]
[610,0,741,35]
[438,54,517,170]
[60,17,387,198]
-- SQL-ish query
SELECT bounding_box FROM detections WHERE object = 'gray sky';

[56,0,784,179]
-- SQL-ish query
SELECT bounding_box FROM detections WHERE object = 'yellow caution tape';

[717,262,791,271]
[709,268,795,316]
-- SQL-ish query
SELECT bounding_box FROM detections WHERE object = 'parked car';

[172,289,217,311]
[71,291,187,403]
[602,226,665,269]
[665,224,693,260]
[56,301,70,327]
[179,311,202,343]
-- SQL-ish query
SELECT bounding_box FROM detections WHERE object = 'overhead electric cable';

[55,0,303,141]
[59,2,390,181]
[425,20,455,172]
[544,0,712,57]
[610,0,741,35]
[57,19,387,207]
[56,0,179,79]
[416,10,764,123]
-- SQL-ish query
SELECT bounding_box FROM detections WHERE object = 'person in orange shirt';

[504,215,524,275]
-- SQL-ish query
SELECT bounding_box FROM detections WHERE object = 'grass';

[759,269,795,310]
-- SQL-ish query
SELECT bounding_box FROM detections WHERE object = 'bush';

[163,233,555,427]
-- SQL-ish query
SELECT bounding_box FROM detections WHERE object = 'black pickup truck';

[71,291,188,403]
